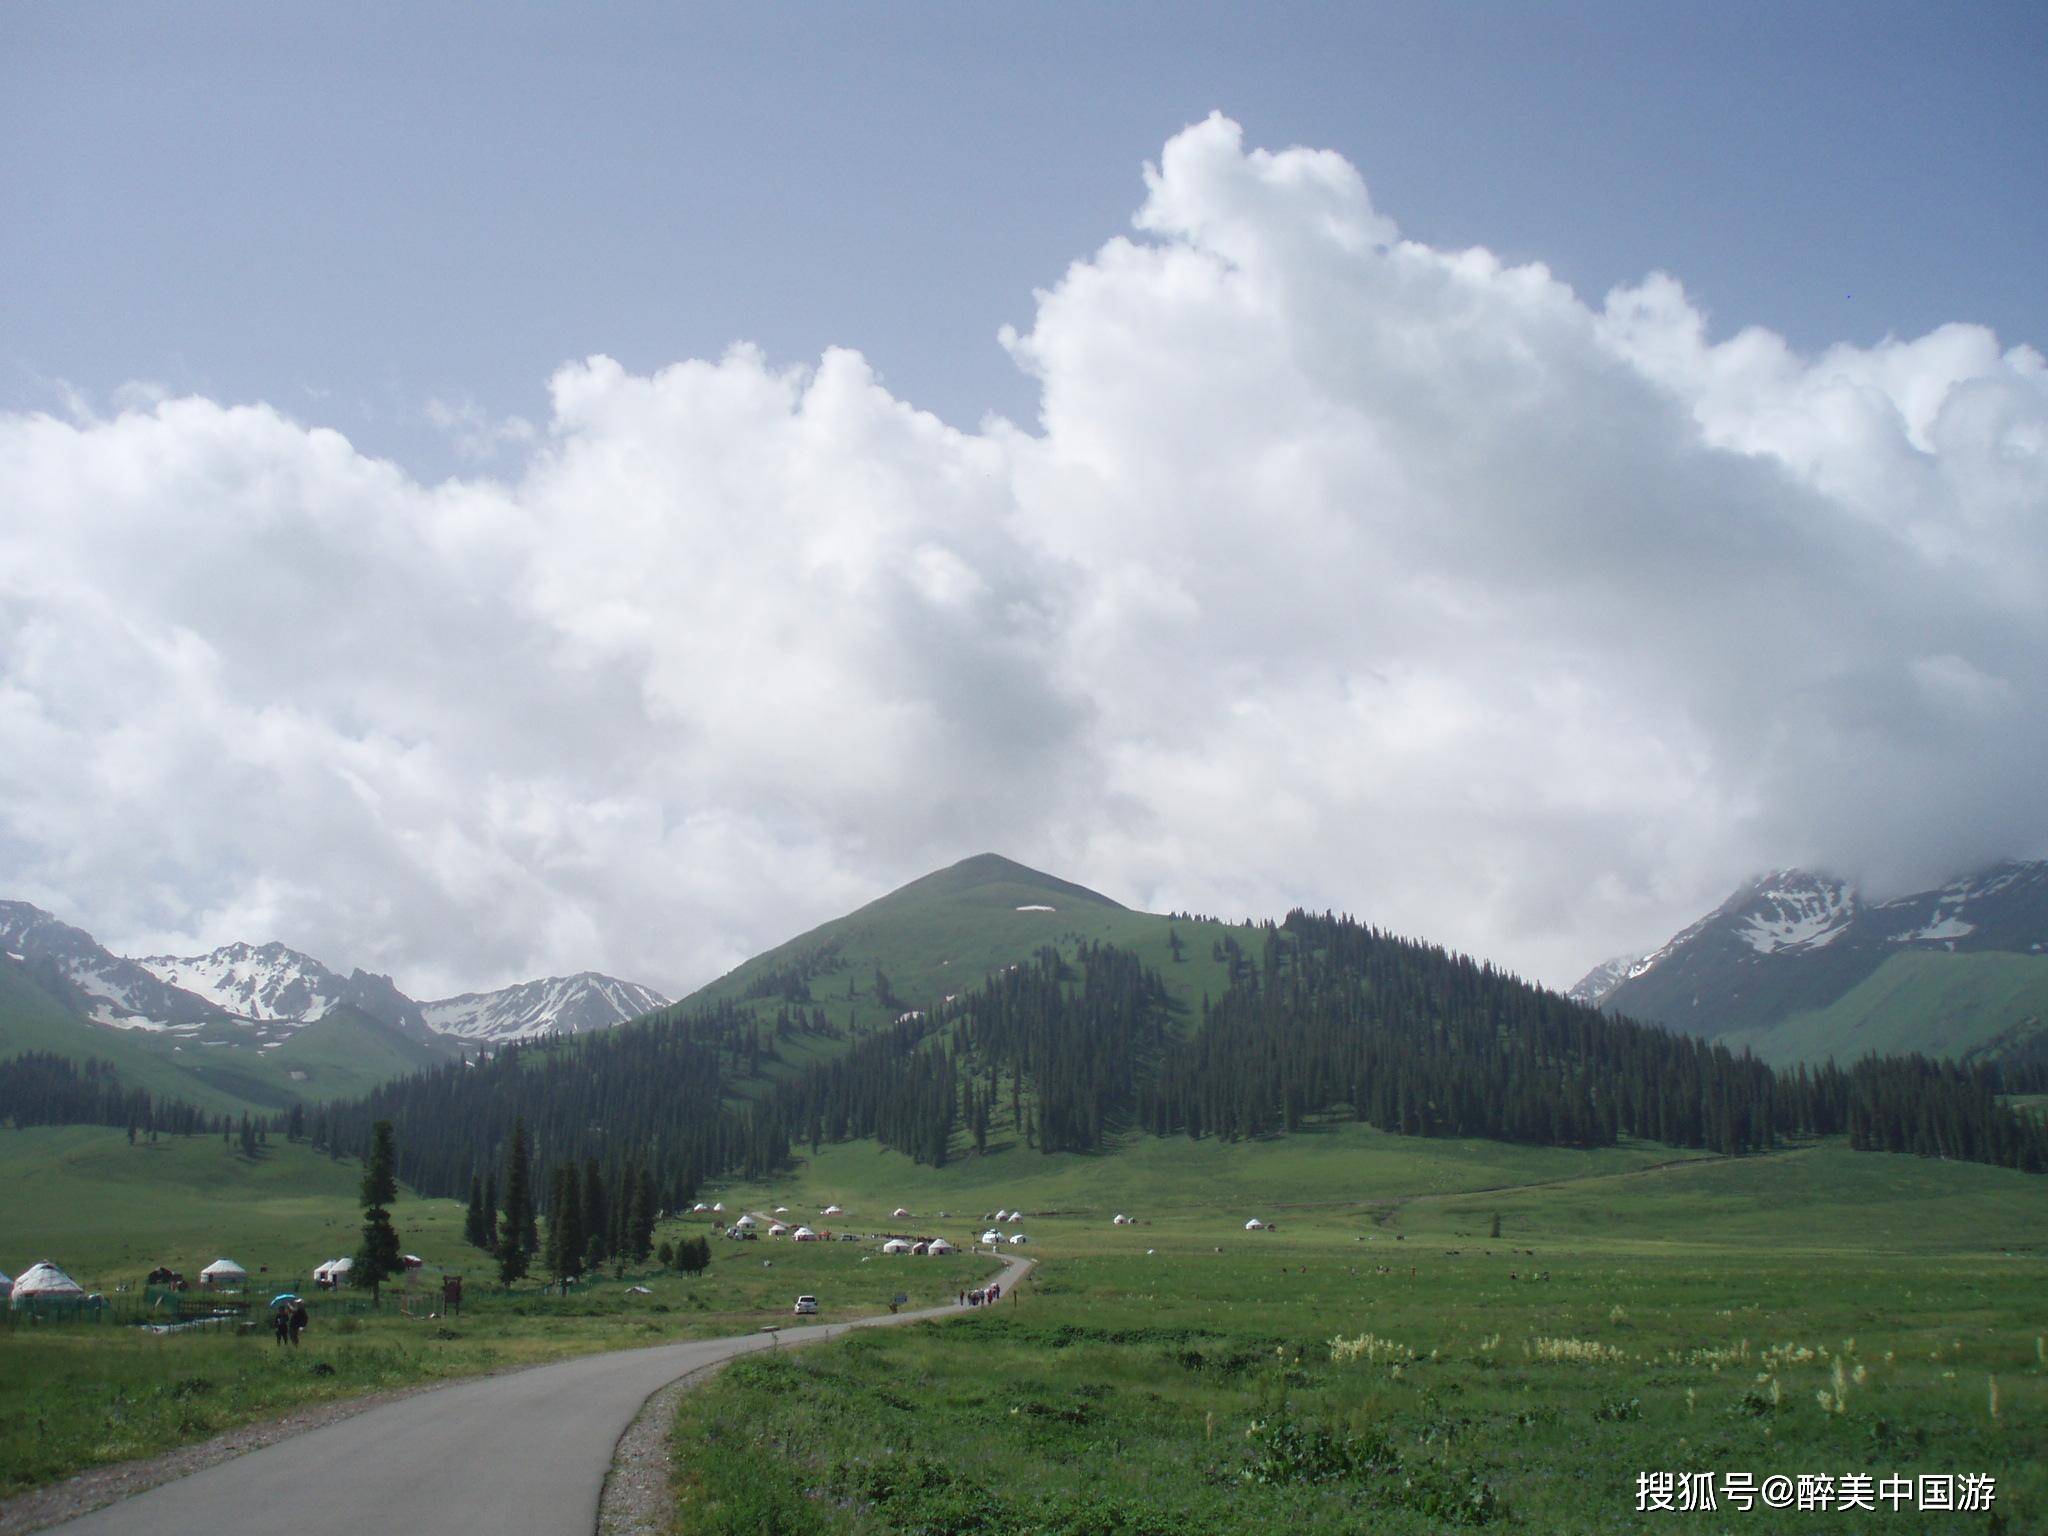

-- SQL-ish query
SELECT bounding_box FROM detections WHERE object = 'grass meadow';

[673,1134,2048,1534]
[0,1126,996,1496]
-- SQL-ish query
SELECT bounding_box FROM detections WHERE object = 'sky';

[3,3,2044,998]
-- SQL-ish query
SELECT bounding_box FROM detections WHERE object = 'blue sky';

[3,4,2044,994]
[8,2,2043,473]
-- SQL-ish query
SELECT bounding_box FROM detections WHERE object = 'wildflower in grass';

[1761,1343,1815,1370]
[1526,1337,1628,1365]
[1329,1332,1415,1365]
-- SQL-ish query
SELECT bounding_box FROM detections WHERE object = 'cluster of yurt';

[312,1256,355,1289]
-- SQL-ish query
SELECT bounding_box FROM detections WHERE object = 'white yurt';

[711,1202,726,1213]
[314,1256,355,1288]
[1112,1214,1131,1225]
[691,1203,709,1213]
[891,1206,911,1219]
[1244,1219,1265,1231]
[822,1204,843,1216]
[773,1206,790,1215]
[792,1226,818,1242]
[980,1229,1002,1245]
[927,1238,955,1255]
[1007,1233,1030,1245]
[768,1223,789,1237]
[9,1260,87,1309]
[881,1238,912,1254]
[199,1257,249,1289]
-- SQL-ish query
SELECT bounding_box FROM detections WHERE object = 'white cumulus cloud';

[3,113,2042,995]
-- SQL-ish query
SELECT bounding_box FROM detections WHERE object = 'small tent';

[691,1203,709,1213]
[1112,1214,1131,1225]
[822,1204,843,1216]
[891,1206,911,1219]
[773,1206,790,1215]
[10,1261,88,1309]
[927,1238,955,1255]
[313,1256,354,1288]
[199,1258,248,1289]
[1007,1233,1030,1245]
[711,1202,725,1213]
[1243,1219,1265,1231]
[881,1238,912,1254]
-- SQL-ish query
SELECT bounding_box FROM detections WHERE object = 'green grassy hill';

[0,1124,469,1288]
[676,852,1241,1049]
[1723,950,2048,1066]
[0,966,273,1117]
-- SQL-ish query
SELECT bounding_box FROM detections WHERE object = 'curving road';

[48,1255,1032,1536]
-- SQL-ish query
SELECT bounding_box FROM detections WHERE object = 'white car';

[793,1295,818,1315]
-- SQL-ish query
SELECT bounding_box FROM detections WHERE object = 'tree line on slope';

[8,913,2045,1197]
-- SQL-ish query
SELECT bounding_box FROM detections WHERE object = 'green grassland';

[1,966,447,1120]
[677,853,1242,1047]
[0,967,265,1118]
[673,1142,2048,1534]
[0,1125,1000,1496]
[1724,949,2048,1067]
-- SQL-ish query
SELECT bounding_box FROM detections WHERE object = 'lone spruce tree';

[352,1120,403,1303]
[496,1118,533,1287]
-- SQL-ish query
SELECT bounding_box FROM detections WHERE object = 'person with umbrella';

[270,1294,294,1345]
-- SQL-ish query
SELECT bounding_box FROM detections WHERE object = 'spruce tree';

[496,1118,534,1287]
[352,1120,403,1303]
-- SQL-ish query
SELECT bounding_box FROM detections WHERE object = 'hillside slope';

[672,852,1237,1045]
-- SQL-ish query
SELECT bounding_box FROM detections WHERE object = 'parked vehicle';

[793,1295,818,1315]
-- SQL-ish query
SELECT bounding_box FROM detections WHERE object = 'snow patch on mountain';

[136,943,343,1027]
[1565,955,1643,1006]
[420,973,669,1042]
[1734,872,1859,955]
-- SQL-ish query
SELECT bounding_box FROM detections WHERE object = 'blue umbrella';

[270,1293,300,1306]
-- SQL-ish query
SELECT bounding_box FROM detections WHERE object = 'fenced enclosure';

[2,1278,378,1331]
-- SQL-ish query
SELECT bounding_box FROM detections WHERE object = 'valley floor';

[675,1130,2047,1533]
[4,1123,2043,1533]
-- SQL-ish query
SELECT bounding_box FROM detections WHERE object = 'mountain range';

[1570,862,2048,1067]
[0,899,666,1109]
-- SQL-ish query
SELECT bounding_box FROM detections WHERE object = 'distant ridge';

[1573,862,2048,1066]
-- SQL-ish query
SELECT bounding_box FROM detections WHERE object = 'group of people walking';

[958,1283,1003,1307]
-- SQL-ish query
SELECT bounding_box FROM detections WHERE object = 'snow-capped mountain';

[1576,862,2048,1061]
[1564,955,1642,1008]
[1,901,218,1031]
[421,973,668,1042]
[139,942,387,1027]
[2,900,666,1043]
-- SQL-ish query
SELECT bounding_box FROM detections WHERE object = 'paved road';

[50,1256,1032,1536]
